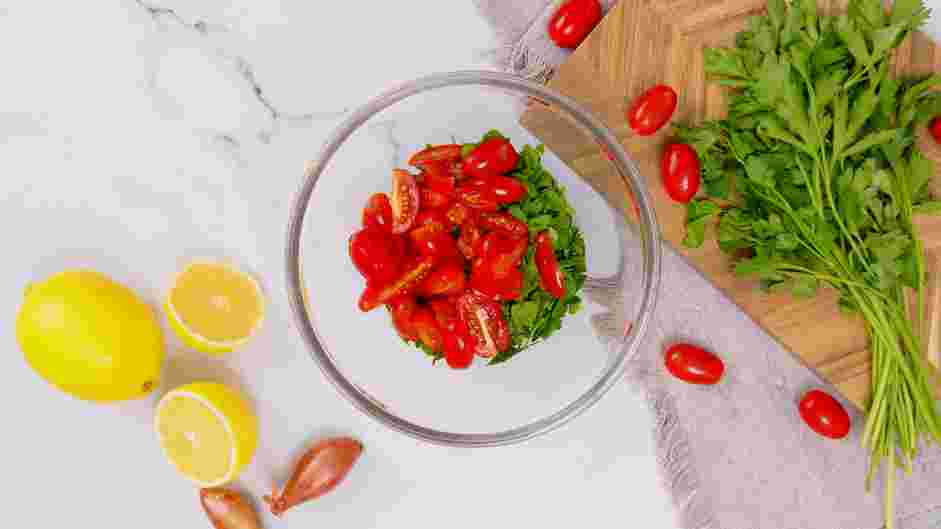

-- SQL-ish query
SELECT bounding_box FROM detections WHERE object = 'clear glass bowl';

[285,71,661,446]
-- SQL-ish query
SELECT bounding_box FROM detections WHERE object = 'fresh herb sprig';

[679,0,938,525]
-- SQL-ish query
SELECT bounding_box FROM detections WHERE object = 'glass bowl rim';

[284,70,662,447]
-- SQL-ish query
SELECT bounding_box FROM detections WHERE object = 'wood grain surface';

[521,0,941,408]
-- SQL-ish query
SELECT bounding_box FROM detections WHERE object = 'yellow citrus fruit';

[164,261,264,355]
[155,382,258,487]
[16,270,164,402]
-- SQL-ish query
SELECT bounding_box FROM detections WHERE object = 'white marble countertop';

[1,1,677,528]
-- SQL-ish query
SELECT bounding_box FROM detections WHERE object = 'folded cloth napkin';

[472,2,941,528]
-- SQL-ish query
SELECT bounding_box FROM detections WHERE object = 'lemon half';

[165,261,264,355]
[155,382,258,487]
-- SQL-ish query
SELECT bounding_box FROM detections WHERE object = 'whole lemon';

[16,270,164,402]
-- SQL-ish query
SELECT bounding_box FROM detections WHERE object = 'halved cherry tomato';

[472,265,523,301]
[349,228,405,283]
[408,144,462,166]
[413,209,449,233]
[429,298,462,334]
[627,84,678,136]
[456,291,510,357]
[462,138,520,179]
[458,220,483,260]
[535,231,566,299]
[664,343,724,385]
[358,256,436,311]
[478,211,529,239]
[490,176,528,204]
[418,262,467,297]
[456,184,500,212]
[443,329,475,369]
[446,202,472,226]
[486,235,528,279]
[391,169,419,233]
[418,160,456,196]
[548,0,602,49]
[930,117,941,144]
[411,307,444,352]
[799,390,851,439]
[420,187,451,210]
[411,230,459,260]
[387,295,418,341]
[363,193,393,233]
[479,232,513,260]
[661,143,701,203]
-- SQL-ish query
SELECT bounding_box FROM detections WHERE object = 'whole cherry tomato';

[490,176,528,204]
[420,187,452,210]
[358,256,436,311]
[931,117,941,145]
[664,343,724,385]
[391,169,419,233]
[387,295,418,342]
[535,231,566,299]
[411,307,444,352]
[408,144,462,166]
[362,193,393,233]
[462,138,520,179]
[548,0,602,49]
[348,228,405,283]
[456,291,510,357]
[477,211,529,238]
[418,262,467,297]
[443,329,475,369]
[661,143,701,203]
[627,85,678,136]
[799,390,851,440]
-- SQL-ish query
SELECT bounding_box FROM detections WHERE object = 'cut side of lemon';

[155,382,258,487]
[165,260,264,355]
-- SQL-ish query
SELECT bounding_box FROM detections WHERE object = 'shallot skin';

[264,436,363,516]
[199,488,264,529]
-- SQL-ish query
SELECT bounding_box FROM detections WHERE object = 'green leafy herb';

[679,1,938,527]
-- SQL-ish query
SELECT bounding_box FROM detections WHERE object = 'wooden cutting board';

[520,0,941,409]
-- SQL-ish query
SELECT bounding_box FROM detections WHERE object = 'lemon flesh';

[166,261,264,355]
[155,382,258,487]
[16,270,164,402]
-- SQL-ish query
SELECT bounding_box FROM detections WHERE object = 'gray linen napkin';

[473,1,941,528]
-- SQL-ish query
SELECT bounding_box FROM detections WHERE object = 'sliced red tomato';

[408,144,462,166]
[627,84,678,136]
[548,0,602,49]
[490,176,528,204]
[445,202,472,226]
[457,220,483,260]
[413,209,449,233]
[362,193,393,233]
[456,291,510,357]
[661,143,701,203]
[391,169,419,233]
[387,295,418,342]
[931,117,941,145]
[443,329,475,369]
[472,265,523,301]
[477,211,529,239]
[358,256,436,311]
[535,230,566,299]
[664,343,724,385]
[462,138,520,179]
[420,187,451,210]
[456,184,499,212]
[348,228,405,283]
[418,262,467,297]
[799,390,851,439]
[411,307,444,352]
[418,160,457,195]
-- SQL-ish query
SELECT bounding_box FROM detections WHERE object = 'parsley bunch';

[678,0,939,524]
